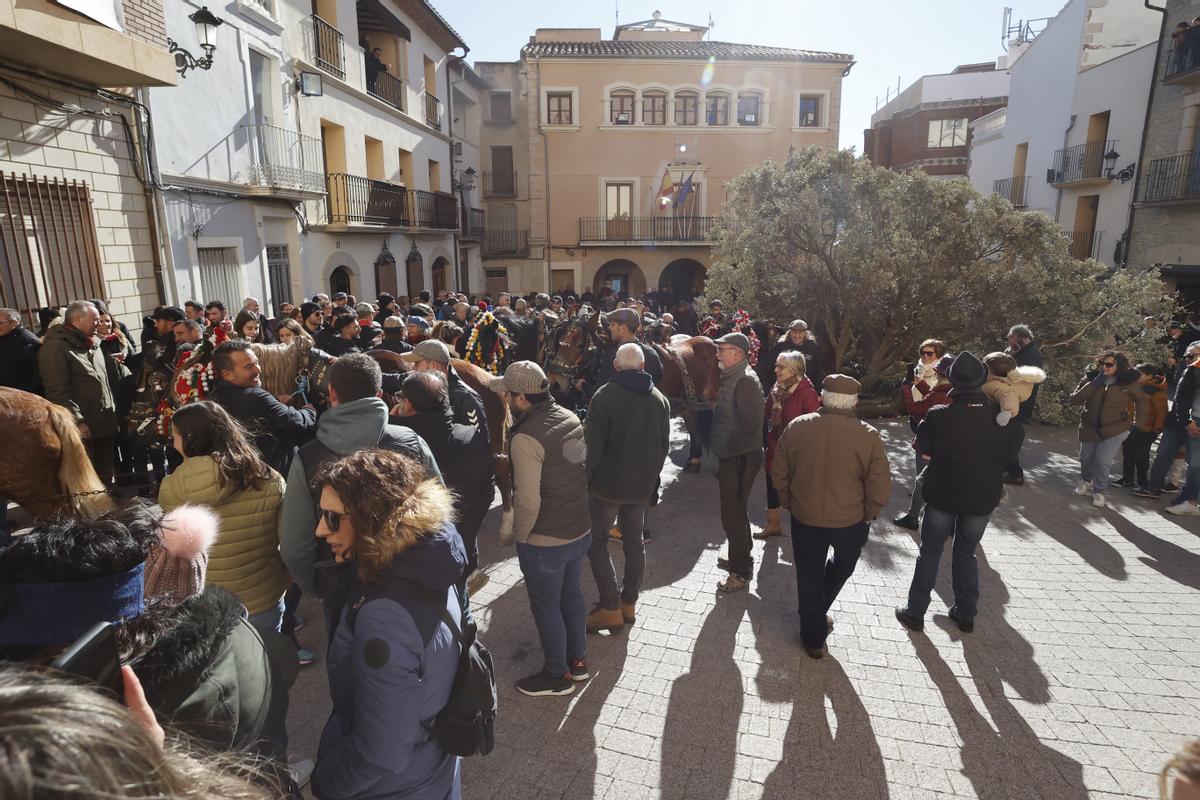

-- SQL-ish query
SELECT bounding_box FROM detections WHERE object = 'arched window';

[705,92,729,126]
[642,90,666,125]
[674,91,699,125]
[330,265,352,296]
[611,90,635,124]
[737,92,762,126]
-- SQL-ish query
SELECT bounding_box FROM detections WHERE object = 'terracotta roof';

[522,40,853,63]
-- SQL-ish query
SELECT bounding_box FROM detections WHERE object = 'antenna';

[1001,6,1011,46]
[615,0,619,28]
[707,12,714,40]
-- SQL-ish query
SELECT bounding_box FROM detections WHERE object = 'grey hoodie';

[279,397,440,592]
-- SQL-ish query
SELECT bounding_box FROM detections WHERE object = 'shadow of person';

[1104,511,1200,591]
[997,494,1129,582]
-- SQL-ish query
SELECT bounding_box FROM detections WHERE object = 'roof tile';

[521,40,853,63]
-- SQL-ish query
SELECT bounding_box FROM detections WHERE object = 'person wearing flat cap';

[772,373,891,658]
[896,352,1009,636]
[590,307,663,390]
[774,319,824,390]
[712,331,766,593]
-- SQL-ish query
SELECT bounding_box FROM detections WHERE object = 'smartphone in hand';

[51,621,122,699]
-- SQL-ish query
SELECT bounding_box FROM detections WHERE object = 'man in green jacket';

[38,300,126,483]
[583,343,671,634]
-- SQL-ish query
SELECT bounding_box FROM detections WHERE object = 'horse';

[169,337,335,407]
[0,387,116,520]
[365,350,516,540]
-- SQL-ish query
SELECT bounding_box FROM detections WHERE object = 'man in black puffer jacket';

[896,352,1008,635]
[0,307,42,394]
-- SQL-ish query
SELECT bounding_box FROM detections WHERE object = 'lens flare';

[700,56,715,87]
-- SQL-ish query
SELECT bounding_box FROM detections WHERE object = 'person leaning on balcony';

[365,47,390,92]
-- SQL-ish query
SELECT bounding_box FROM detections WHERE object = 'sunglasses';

[920,350,936,357]
[321,508,350,532]
[1101,362,1117,368]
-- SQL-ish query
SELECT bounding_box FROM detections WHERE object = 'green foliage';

[708,147,1178,423]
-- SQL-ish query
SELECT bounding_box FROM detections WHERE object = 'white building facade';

[966,0,1161,267]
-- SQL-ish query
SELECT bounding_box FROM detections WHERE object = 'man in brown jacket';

[772,374,891,658]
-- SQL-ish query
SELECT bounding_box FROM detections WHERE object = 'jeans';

[86,435,116,484]
[587,497,646,609]
[1121,429,1158,486]
[247,596,285,635]
[906,464,928,517]
[1078,430,1129,494]
[790,519,869,649]
[517,533,591,678]
[1149,425,1200,502]
[718,450,763,580]
[906,506,990,620]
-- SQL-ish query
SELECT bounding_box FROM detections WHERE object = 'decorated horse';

[0,387,116,520]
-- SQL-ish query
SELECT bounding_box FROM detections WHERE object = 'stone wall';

[121,0,167,49]
[0,66,159,330]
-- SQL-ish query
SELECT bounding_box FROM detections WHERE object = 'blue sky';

[448,0,1071,150]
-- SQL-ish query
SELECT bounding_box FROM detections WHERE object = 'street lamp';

[1103,148,1137,183]
[453,166,476,193]
[167,7,225,78]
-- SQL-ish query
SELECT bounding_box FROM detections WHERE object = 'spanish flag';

[657,168,674,207]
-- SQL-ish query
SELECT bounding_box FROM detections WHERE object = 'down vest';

[159,456,288,614]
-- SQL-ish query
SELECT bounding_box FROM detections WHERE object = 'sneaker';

[1093,493,1106,508]
[892,513,919,531]
[568,658,590,682]
[1166,501,1200,516]
[297,647,317,666]
[288,758,315,789]
[516,670,575,697]
[717,574,749,593]
[1114,477,1137,488]
[1074,480,1092,496]
[1133,486,1161,498]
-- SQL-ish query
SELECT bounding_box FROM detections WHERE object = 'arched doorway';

[431,256,450,295]
[330,265,352,296]
[593,259,646,297]
[658,258,706,299]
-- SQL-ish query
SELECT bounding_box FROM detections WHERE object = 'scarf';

[769,375,800,432]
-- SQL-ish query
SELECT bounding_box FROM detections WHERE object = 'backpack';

[346,577,496,758]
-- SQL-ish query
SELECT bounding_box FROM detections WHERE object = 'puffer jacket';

[37,323,127,436]
[1070,376,1148,443]
[982,366,1047,417]
[1132,376,1168,433]
[159,456,287,614]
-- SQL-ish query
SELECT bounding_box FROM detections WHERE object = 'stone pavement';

[286,418,1200,799]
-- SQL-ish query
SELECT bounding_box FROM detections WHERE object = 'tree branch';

[1044,302,1122,349]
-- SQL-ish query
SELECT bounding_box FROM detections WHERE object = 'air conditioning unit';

[614,111,632,125]
[452,141,463,157]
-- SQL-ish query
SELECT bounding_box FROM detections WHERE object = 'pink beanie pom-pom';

[159,504,220,559]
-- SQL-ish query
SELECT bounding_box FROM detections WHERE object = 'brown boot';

[585,604,625,634]
[620,600,636,625]
[754,508,783,539]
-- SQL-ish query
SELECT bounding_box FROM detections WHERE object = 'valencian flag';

[657,168,674,207]
[673,171,696,209]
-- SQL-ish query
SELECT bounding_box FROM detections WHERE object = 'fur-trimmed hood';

[131,585,245,697]
[364,478,466,593]
[1006,365,1046,386]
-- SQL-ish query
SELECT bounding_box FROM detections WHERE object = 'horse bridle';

[544,316,592,377]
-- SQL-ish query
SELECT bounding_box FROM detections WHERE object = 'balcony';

[1143,152,1200,203]
[1067,229,1104,261]
[579,216,718,244]
[243,124,325,196]
[424,92,442,130]
[1164,42,1200,84]
[1049,139,1115,187]
[461,207,485,239]
[993,176,1029,208]
[484,230,530,258]
[309,15,345,80]
[483,171,517,198]
[368,69,404,112]
[323,173,458,230]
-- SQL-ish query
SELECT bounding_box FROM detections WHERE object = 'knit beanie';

[143,504,219,602]
[300,301,321,321]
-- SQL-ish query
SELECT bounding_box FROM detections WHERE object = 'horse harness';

[655,342,713,412]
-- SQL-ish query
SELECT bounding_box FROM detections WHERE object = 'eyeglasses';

[320,508,350,532]
[920,350,937,357]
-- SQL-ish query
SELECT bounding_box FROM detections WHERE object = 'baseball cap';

[400,339,452,364]
[153,306,186,322]
[490,360,550,396]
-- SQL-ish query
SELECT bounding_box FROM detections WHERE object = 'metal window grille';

[266,244,291,315]
[0,171,105,327]
[197,247,243,308]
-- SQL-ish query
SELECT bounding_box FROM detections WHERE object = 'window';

[605,183,633,218]
[643,91,666,125]
[737,94,761,126]
[798,95,820,127]
[547,92,572,125]
[675,92,698,125]
[705,93,728,126]
[611,91,634,124]
[197,247,243,307]
[927,118,969,148]
[489,91,511,123]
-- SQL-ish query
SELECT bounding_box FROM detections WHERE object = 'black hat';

[334,314,359,332]
[299,302,321,320]
[153,306,185,322]
[948,351,988,392]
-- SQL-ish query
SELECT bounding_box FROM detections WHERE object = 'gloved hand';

[996,410,1012,426]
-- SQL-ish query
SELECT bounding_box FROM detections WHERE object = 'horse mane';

[252,340,305,397]
[45,402,114,518]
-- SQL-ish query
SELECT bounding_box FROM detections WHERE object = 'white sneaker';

[1092,493,1106,508]
[1074,481,1092,496]
[1166,501,1200,516]
[289,758,314,788]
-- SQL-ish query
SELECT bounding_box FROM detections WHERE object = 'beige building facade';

[477,14,853,298]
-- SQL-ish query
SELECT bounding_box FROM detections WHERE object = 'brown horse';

[0,387,116,520]
[365,350,516,540]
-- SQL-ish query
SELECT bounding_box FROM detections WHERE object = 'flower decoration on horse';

[730,310,761,368]
[156,323,230,435]
[463,311,509,375]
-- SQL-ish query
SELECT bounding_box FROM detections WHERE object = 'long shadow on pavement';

[1103,509,1200,592]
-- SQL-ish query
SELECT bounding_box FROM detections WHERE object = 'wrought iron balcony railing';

[484,230,529,257]
[1165,42,1200,81]
[1143,151,1200,203]
[309,15,344,80]
[993,175,1029,208]
[368,69,404,112]
[243,124,324,194]
[461,207,485,238]
[1049,139,1115,185]
[425,92,442,130]
[1067,229,1104,261]
[579,216,718,243]
[323,174,459,229]
[483,171,517,198]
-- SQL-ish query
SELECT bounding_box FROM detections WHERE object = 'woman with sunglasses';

[1070,351,1148,507]
[310,448,467,800]
[903,339,948,430]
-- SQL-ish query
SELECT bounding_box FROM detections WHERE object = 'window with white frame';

[675,91,698,125]
[547,92,573,125]
[706,93,729,126]
[197,247,243,308]
[611,91,635,124]
[927,118,969,148]
[798,95,821,127]
[737,93,761,126]
[643,91,666,125]
[605,183,633,218]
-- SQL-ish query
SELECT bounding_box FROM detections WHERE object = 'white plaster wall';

[1081,0,1163,70]
[871,69,1010,126]
[967,110,1012,199]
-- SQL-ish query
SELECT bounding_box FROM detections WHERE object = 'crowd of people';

[3,288,1200,799]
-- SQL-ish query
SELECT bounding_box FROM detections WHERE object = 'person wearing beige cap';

[772,373,891,658]
[492,360,592,697]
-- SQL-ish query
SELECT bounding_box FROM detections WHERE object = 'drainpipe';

[534,54,551,292]
[1054,114,1076,224]
[445,56,459,294]
[1120,0,1168,268]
